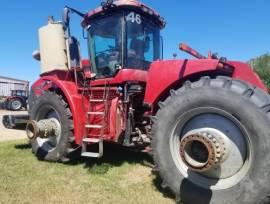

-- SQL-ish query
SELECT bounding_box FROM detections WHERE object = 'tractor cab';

[11,90,28,97]
[82,0,165,78]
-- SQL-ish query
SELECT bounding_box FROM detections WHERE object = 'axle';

[26,118,61,139]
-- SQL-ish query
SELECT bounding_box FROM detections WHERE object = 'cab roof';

[82,0,166,29]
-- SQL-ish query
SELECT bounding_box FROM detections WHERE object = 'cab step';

[83,138,100,143]
[89,99,105,102]
[87,112,105,115]
[81,152,101,158]
[81,138,103,158]
[85,124,103,129]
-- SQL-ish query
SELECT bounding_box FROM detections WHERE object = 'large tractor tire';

[152,76,270,204]
[29,91,79,162]
[9,98,22,111]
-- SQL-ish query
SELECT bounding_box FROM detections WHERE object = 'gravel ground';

[0,110,28,142]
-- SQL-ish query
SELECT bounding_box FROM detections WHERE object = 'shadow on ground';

[14,142,31,149]
[80,143,175,200]
[14,141,175,200]
[75,143,154,172]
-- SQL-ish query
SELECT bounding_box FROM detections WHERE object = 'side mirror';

[62,7,71,32]
[62,6,85,34]
[68,36,81,69]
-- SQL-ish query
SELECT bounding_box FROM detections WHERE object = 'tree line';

[249,53,270,91]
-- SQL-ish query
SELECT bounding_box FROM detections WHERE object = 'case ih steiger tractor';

[10,0,270,203]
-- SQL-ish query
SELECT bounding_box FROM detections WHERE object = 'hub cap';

[11,100,21,110]
[179,129,228,172]
[170,107,251,190]
[34,105,62,152]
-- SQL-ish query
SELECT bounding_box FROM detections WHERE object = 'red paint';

[81,59,90,67]
[144,59,219,104]
[31,74,88,144]
[30,57,267,146]
[229,61,268,91]
[108,97,123,142]
[144,59,267,106]
[91,69,147,87]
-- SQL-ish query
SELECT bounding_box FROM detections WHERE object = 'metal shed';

[0,76,29,97]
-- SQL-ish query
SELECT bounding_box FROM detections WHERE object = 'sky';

[0,0,269,84]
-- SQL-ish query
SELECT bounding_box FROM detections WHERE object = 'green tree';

[249,53,270,90]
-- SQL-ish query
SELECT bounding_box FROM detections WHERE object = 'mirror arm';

[64,6,85,18]
[63,6,85,37]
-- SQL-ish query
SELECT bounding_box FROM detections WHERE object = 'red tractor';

[22,0,270,203]
[6,90,28,111]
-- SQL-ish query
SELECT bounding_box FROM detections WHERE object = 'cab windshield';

[125,12,160,70]
[87,11,161,77]
[88,14,123,77]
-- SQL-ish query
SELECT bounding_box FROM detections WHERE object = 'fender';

[6,96,22,100]
[229,61,267,90]
[144,59,267,106]
[31,73,87,144]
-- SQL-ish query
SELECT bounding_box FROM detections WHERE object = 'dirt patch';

[0,110,28,142]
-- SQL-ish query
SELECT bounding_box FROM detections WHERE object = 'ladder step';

[89,99,105,102]
[81,138,104,158]
[85,124,103,129]
[81,152,102,158]
[83,138,100,143]
[87,134,103,137]
[87,112,105,115]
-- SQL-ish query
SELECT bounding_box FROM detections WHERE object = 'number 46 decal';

[126,12,141,24]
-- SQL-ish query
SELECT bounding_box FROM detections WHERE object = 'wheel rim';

[34,105,62,153]
[11,100,21,110]
[170,107,252,190]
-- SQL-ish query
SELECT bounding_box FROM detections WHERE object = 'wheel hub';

[180,129,228,172]
[170,108,251,190]
[26,118,61,139]
[12,100,21,109]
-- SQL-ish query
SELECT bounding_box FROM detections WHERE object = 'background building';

[0,76,29,97]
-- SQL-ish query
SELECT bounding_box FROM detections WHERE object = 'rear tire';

[30,91,79,162]
[152,76,270,204]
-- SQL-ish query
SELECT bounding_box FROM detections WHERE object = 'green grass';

[0,140,174,204]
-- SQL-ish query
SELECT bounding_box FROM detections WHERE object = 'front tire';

[152,76,270,204]
[9,99,22,111]
[30,91,79,162]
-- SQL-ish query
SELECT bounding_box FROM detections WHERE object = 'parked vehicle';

[5,90,28,111]
[4,1,270,203]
